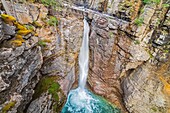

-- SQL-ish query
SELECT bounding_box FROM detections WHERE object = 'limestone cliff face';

[0,17,43,112]
[0,0,170,113]
[86,1,170,112]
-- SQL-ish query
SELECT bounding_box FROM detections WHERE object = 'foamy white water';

[61,87,120,113]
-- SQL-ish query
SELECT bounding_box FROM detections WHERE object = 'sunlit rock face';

[122,63,170,113]
[0,17,43,112]
[26,11,84,113]
[122,9,170,113]
[61,88,120,113]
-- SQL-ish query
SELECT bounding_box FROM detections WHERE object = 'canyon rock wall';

[0,15,43,112]
[0,0,170,113]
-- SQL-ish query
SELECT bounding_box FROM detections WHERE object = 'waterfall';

[78,18,90,89]
[61,17,120,113]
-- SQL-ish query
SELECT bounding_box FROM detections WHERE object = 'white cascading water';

[61,17,120,113]
[78,18,90,89]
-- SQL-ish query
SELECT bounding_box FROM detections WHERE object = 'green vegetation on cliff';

[2,101,16,113]
[33,76,65,112]
[40,0,62,11]
[142,0,161,4]
[33,76,60,100]
[134,17,144,26]
[47,16,58,26]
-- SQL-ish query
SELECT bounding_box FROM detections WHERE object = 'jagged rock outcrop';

[0,0,170,113]
[0,18,43,112]
[0,1,84,112]
[67,0,170,112]
[88,15,127,112]
[121,4,170,113]
[40,14,84,95]
[26,13,83,113]
[27,92,54,113]
[122,62,170,113]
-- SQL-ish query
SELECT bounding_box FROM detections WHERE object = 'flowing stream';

[61,17,120,113]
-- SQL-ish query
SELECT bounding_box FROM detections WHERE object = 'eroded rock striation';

[0,0,170,113]
[0,17,43,112]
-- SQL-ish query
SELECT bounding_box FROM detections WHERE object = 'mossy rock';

[33,76,66,112]
[2,101,16,113]
[33,76,59,99]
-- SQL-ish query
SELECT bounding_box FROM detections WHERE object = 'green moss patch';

[33,76,59,100]
[38,40,47,47]
[40,0,63,11]
[151,107,157,112]
[142,0,161,4]
[134,17,144,26]
[33,76,66,112]
[2,101,16,113]
[47,16,58,27]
